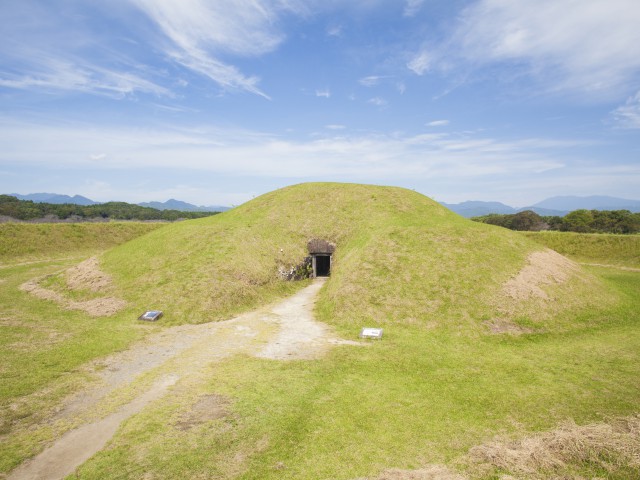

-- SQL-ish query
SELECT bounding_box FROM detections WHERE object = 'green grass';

[0,224,163,471]
[2,184,639,479]
[102,183,604,329]
[522,231,640,268]
[0,222,163,264]
[72,267,640,479]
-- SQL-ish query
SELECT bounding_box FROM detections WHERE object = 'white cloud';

[403,0,424,17]
[448,0,640,97]
[7,117,639,205]
[0,119,583,182]
[368,97,387,107]
[131,0,302,98]
[427,120,449,127]
[359,75,384,87]
[407,50,431,75]
[611,91,640,129]
[316,88,331,98]
[325,124,346,130]
[326,24,343,37]
[0,42,170,98]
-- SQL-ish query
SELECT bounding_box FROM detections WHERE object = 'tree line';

[472,209,640,234]
[0,195,220,222]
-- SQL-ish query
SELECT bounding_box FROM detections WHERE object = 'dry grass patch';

[484,318,536,336]
[174,394,232,431]
[467,415,640,478]
[356,466,466,480]
[65,256,114,292]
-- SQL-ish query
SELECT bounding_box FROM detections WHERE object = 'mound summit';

[102,183,607,331]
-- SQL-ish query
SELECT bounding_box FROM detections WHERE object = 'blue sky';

[1,0,639,207]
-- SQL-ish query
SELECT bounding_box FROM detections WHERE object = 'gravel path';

[8,278,352,480]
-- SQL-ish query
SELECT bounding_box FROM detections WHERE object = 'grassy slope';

[3,185,638,478]
[0,222,163,264]
[522,231,640,268]
[102,183,602,330]
[68,184,638,479]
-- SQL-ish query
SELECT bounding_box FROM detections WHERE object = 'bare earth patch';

[503,249,579,301]
[175,394,231,431]
[356,466,466,480]
[65,257,113,292]
[484,319,535,336]
[19,256,126,317]
[19,277,126,317]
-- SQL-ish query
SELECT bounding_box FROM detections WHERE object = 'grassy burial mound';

[5,183,639,479]
[100,183,610,332]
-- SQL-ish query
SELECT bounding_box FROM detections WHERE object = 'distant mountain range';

[9,193,230,212]
[137,199,230,212]
[441,195,640,218]
[10,193,97,206]
[7,193,639,217]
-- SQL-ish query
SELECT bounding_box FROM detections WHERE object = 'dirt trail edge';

[9,278,353,480]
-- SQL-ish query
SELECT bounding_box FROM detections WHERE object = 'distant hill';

[531,195,640,213]
[518,206,568,216]
[6,193,230,212]
[11,193,97,206]
[138,199,230,212]
[441,195,640,217]
[440,201,516,218]
[0,195,219,222]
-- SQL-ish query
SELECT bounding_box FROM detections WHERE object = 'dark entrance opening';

[307,239,335,278]
[315,255,331,277]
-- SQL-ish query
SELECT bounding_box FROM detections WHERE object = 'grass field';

[522,231,640,268]
[0,222,163,264]
[0,222,163,472]
[1,184,639,479]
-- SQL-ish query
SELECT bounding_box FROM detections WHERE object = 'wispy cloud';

[435,0,640,98]
[368,97,387,107]
[403,0,425,17]
[326,24,343,37]
[0,56,170,98]
[407,50,431,76]
[316,88,331,98]
[131,0,303,98]
[359,75,387,87]
[611,91,640,129]
[6,117,637,205]
[0,3,170,98]
[427,120,449,127]
[0,118,586,181]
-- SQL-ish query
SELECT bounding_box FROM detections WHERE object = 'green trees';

[561,209,593,232]
[474,210,547,231]
[473,209,640,234]
[0,196,220,222]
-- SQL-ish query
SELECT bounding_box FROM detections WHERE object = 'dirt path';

[8,279,350,480]
[579,262,640,272]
